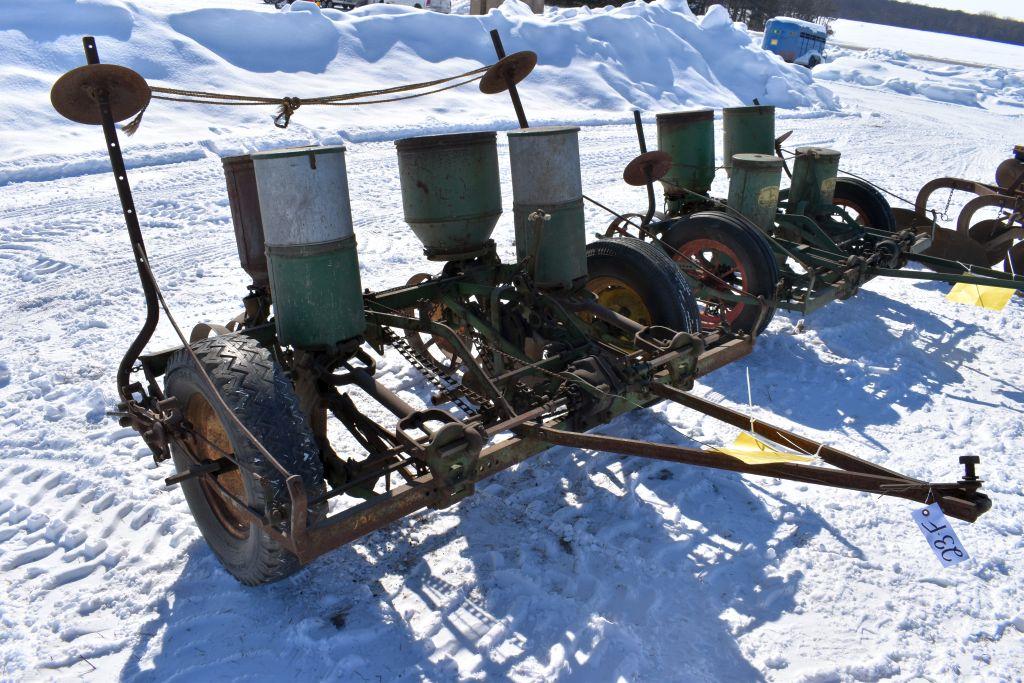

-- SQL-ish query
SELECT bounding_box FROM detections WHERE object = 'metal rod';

[489,29,529,129]
[633,109,648,154]
[82,36,161,401]
[346,366,417,419]
[631,109,658,226]
[560,297,646,335]
[524,425,986,522]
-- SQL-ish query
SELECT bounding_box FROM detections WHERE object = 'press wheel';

[661,212,779,335]
[164,334,326,586]
[583,237,701,346]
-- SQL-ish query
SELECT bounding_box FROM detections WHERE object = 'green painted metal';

[395,132,501,260]
[727,153,784,231]
[656,109,715,197]
[265,237,365,349]
[514,200,587,289]
[251,145,365,349]
[722,105,776,175]
[507,126,587,290]
[788,147,841,215]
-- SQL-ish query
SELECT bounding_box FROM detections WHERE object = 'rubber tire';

[585,237,701,334]
[660,211,779,335]
[164,333,326,586]
[833,177,896,232]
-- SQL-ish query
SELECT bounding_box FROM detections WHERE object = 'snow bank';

[816,48,1024,111]
[0,0,836,185]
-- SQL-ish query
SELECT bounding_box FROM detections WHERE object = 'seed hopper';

[51,36,991,585]
[604,107,1024,334]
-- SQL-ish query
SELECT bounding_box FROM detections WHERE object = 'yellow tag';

[714,432,815,466]
[821,177,836,195]
[946,282,1014,311]
[770,38,778,45]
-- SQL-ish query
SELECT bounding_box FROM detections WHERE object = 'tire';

[807,55,821,69]
[833,177,896,232]
[164,333,326,586]
[584,237,701,335]
[660,211,779,335]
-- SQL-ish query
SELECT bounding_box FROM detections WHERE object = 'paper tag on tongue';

[912,503,970,568]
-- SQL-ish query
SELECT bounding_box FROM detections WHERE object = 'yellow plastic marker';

[946,282,1014,311]
[714,431,815,466]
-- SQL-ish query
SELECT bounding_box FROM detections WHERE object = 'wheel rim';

[185,394,250,540]
[402,273,474,373]
[833,198,869,226]
[585,276,653,326]
[674,238,748,329]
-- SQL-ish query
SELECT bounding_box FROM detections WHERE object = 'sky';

[916,0,1024,20]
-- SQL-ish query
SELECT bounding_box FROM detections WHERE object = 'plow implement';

[604,107,1024,333]
[51,34,991,585]
[891,146,1024,275]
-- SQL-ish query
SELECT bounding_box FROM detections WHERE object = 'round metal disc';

[967,218,1007,244]
[479,51,538,95]
[51,64,151,125]
[995,157,1023,192]
[623,151,672,186]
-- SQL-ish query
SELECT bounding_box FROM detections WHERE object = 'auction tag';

[912,503,970,567]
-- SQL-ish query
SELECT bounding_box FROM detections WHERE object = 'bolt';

[959,455,980,482]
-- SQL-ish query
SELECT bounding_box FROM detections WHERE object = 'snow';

[767,15,826,33]
[816,48,1024,111]
[2,2,1024,681]
[830,18,1024,71]
[0,0,836,187]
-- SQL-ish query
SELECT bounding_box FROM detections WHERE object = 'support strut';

[81,36,161,401]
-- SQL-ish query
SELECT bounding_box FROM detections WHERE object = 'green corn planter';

[728,154,784,231]
[251,145,365,350]
[508,126,587,291]
[656,109,716,198]
[788,147,841,215]
[395,132,502,261]
[723,105,776,176]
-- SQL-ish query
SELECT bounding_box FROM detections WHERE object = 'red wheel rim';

[673,238,748,329]
[833,198,869,226]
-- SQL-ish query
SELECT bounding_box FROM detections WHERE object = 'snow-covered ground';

[829,18,1024,70]
[816,47,1024,112]
[2,2,1024,681]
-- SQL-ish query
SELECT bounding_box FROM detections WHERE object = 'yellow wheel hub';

[585,276,653,326]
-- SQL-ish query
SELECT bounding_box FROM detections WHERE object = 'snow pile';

[816,49,1024,111]
[0,0,836,185]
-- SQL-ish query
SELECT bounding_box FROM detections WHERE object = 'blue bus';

[762,17,828,68]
